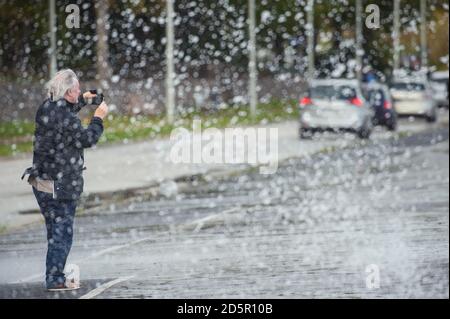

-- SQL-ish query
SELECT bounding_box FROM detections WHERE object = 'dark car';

[362,83,397,131]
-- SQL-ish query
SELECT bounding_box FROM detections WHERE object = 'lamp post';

[420,0,428,72]
[49,0,57,78]
[356,0,363,82]
[306,0,315,80]
[393,0,401,72]
[248,0,257,119]
[165,0,176,124]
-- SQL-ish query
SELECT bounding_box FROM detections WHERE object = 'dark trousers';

[32,187,77,288]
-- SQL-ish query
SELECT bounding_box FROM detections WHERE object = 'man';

[22,69,108,291]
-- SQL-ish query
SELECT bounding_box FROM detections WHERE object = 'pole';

[248,0,257,119]
[95,0,112,88]
[393,0,401,72]
[356,0,363,82]
[306,0,315,80]
[420,0,428,72]
[165,0,175,124]
[49,0,57,78]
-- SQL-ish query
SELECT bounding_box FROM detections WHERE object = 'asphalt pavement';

[0,113,448,299]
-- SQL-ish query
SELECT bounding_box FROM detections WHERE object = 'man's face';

[65,80,80,104]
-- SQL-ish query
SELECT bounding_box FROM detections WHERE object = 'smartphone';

[88,90,104,105]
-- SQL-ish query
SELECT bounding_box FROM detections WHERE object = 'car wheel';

[299,128,313,139]
[357,122,372,139]
[426,108,438,123]
[386,119,397,131]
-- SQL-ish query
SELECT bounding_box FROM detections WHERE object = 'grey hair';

[46,69,79,101]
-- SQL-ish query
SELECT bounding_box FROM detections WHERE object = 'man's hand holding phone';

[94,101,109,120]
[84,90,104,106]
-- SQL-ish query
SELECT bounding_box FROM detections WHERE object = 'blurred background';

[0,0,448,155]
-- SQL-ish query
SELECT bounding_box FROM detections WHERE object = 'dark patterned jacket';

[23,96,103,200]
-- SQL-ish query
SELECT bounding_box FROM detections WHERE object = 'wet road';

[0,116,448,299]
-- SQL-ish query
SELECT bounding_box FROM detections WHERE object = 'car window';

[435,79,448,84]
[431,78,449,84]
[391,83,425,91]
[368,89,385,105]
[310,85,357,100]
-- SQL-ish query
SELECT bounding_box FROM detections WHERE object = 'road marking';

[12,273,41,284]
[87,236,155,258]
[178,206,242,233]
[11,206,242,284]
[10,237,155,285]
[79,276,135,299]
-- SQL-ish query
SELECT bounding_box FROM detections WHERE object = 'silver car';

[390,80,438,122]
[430,71,449,108]
[299,79,374,139]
